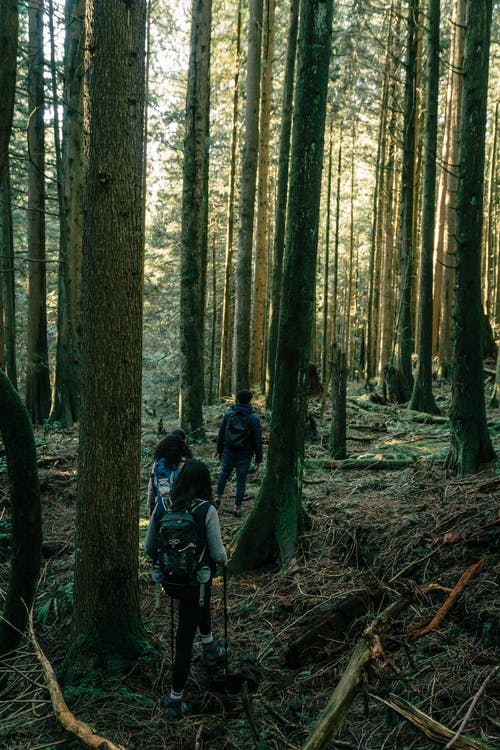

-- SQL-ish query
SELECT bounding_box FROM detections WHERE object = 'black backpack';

[157,500,210,591]
[224,410,251,450]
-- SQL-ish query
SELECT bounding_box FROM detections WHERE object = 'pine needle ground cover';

[0,387,499,750]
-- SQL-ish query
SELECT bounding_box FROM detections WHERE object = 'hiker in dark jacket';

[215,389,263,516]
[145,459,227,722]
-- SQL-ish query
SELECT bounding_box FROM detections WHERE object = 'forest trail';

[0,387,499,750]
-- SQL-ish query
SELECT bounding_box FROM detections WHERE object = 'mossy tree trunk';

[250,0,275,389]
[233,0,263,391]
[329,343,347,460]
[218,0,241,400]
[25,0,51,424]
[266,0,299,408]
[408,0,439,414]
[65,0,149,678]
[230,0,333,572]
[179,0,212,435]
[0,0,18,180]
[391,0,417,403]
[446,0,496,475]
[0,158,17,387]
[0,370,42,655]
[49,0,84,426]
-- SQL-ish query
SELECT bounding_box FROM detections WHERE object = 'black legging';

[168,584,212,694]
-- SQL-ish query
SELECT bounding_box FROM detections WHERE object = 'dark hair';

[236,389,253,405]
[170,459,213,512]
[169,428,187,441]
[153,434,192,465]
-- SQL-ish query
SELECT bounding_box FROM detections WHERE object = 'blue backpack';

[153,458,180,509]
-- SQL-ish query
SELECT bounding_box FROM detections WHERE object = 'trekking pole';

[223,566,228,676]
[170,596,174,667]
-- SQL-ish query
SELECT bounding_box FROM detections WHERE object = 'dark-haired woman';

[144,459,227,722]
[147,431,192,515]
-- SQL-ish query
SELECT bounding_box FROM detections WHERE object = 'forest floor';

[1,378,499,750]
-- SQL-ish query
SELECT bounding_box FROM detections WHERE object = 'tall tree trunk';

[25,0,51,425]
[219,0,242,400]
[329,343,347,459]
[485,102,498,323]
[250,0,275,388]
[321,121,333,385]
[233,0,263,391]
[65,0,149,677]
[408,0,440,414]
[366,3,395,383]
[266,0,299,408]
[0,370,41,656]
[0,0,18,180]
[377,10,401,383]
[446,0,496,475]
[344,125,355,373]
[49,0,84,426]
[0,158,17,387]
[436,0,466,378]
[230,0,333,572]
[392,0,418,402]
[179,0,212,435]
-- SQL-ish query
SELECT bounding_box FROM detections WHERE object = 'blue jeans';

[216,452,251,508]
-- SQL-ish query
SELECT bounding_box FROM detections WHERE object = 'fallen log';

[300,594,413,750]
[372,694,497,750]
[28,611,128,750]
[311,457,416,471]
[286,588,385,668]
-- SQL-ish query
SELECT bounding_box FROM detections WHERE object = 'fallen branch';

[28,611,128,750]
[444,667,499,749]
[300,593,413,750]
[312,458,416,471]
[411,559,485,637]
[372,694,497,750]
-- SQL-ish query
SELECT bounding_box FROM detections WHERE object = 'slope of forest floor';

[0,382,499,750]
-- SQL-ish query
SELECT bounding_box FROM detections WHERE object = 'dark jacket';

[216,403,263,463]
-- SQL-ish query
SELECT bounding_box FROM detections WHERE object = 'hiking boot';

[202,639,226,668]
[233,507,242,518]
[163,696,189,722]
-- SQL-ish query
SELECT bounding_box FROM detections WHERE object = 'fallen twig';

[27,611,127,750]
[372,694,497,750]
[411,559,485,637]
[444,667,499,749]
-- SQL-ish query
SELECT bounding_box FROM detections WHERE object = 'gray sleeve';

[147,476,156,514]
[206,505,227,566]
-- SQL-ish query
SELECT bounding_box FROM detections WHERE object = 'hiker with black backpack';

[215,389,263,517]
[144,458,227,722]
[147,430,192,516]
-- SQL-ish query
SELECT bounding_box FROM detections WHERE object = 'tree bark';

[408,0,440,414]
[329,343,347,460]
[230,0,333,572]
[65,0,149,677]
[0,0,18,180]
[49,0,84,426]
[446,0,496,475]
[179,0,212,435]
[0,158,17,387]
[392,0,417,402]
[218,0,241,400]
[250,0,275,388]
[233,0,264,391]
[25,0,51,425]
[266,0,299,407]
[0,370,41,656]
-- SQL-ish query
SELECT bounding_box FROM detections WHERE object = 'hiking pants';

[216,452,251,508]
[170,585,212,694]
